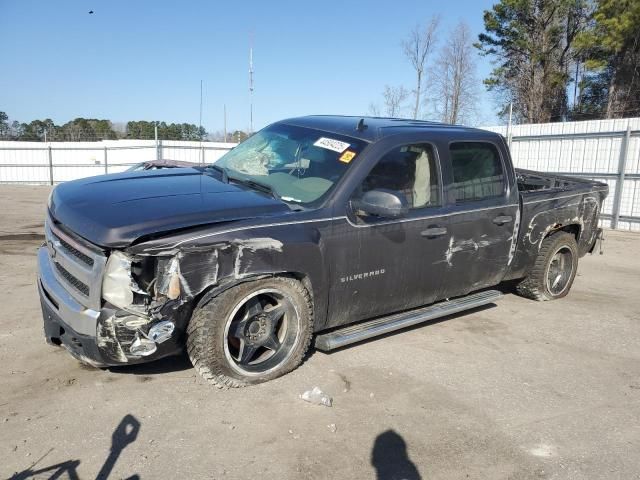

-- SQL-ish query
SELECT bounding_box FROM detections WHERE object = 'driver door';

[326,142,451,328]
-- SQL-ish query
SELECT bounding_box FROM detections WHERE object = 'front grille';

[55,263,90,296]
[45,216,107,310]
[56,234,94,266]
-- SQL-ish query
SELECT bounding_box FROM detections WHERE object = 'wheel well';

[546,223,581,241]
[193,272,313,311]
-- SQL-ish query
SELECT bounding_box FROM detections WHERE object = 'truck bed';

[506,169,609,281]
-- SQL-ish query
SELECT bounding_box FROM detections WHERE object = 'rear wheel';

[187,277,313,387]
[516,231,579,301]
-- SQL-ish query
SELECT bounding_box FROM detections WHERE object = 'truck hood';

[48,168,290,248]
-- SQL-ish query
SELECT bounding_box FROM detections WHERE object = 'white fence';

[1,118,639,230]
[483,117,640,231]
[0,139,236,184]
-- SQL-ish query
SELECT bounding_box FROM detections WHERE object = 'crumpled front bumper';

[37,246,180,366]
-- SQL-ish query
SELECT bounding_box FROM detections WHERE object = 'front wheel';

[187,277,313,387]
[516,231,579,301]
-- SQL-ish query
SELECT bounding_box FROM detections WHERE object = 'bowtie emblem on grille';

[48,239,59,259]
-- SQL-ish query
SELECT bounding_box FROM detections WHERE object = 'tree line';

[0,113,221,142]
[371,0,640,125]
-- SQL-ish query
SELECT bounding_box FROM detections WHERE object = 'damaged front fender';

[131,236,285,308]
[95,236,289,361]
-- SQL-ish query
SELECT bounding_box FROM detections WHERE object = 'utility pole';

[154,122,161,161]
[223,104,227,142]
[199,80,203,141]
[506,102,513,149]
[249,41,254,134]
[199,80,204,163]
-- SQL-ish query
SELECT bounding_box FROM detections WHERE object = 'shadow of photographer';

[371,429,422,480]
[10,414,141,480]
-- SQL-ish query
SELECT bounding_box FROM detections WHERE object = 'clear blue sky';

[0,0,501,133]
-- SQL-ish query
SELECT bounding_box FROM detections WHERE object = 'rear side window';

[450,142,505,202]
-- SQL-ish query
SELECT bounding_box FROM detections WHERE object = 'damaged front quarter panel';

[136,236,285,308]
[99,236,287,362]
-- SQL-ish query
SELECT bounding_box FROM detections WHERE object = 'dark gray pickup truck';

[38,116,607,387]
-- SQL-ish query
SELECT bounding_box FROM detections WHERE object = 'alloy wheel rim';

[223,288,300,376]
[545,246,574,296]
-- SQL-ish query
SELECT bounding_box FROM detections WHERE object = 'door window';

[450,142,505,202]
[359,144,440,208]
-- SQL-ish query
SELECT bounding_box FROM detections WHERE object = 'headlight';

[102,251,134,308]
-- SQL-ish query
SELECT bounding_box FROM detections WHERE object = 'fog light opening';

[130,334,157,356]
[148,321,175,344]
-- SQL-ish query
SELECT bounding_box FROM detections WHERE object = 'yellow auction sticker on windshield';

[339,150,356,163]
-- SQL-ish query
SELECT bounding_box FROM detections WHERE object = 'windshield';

[215,124,368,205]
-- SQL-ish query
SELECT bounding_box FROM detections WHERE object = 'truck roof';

[280,115,501,143]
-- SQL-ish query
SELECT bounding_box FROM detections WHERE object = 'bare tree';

[434,21,478,124]
[382,85,410,117]
[402,16,440,119]
[368,85,409,117]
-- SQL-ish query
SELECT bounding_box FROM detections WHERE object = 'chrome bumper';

[37,246,100,337]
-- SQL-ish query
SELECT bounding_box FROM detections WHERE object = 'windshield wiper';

[222,172,303,208]
[228,174,281,200]
[205,164,229,183]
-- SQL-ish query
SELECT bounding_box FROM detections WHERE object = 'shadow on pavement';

[108,351,193,376]
[10,414,141,480]
[371,429,422,480]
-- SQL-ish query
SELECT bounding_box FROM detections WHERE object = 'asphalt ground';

[1,185,639,479]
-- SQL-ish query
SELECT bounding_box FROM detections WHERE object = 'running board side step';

[315,290,503,351]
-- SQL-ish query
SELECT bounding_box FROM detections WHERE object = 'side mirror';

[352,189,409,219]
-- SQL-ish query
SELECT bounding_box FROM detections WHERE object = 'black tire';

[186,277,313,388]
[516,231,579,301]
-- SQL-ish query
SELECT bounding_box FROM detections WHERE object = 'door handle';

[493,215,513,225]
[421,227,448,238]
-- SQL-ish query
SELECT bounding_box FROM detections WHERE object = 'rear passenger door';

[439,141,519,299]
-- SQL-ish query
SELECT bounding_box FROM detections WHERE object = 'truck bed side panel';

[505,180,607,281]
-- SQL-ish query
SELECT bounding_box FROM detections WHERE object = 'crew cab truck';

[38,116,607,387]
